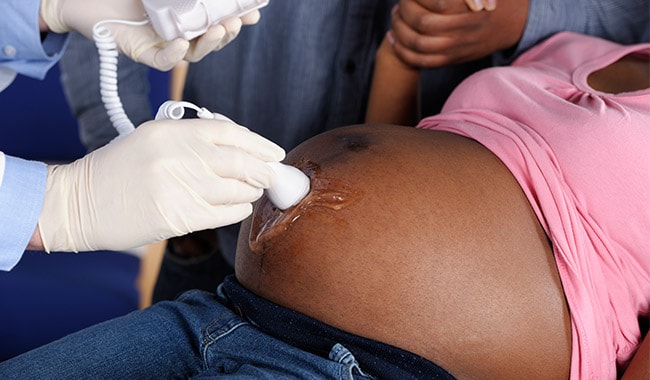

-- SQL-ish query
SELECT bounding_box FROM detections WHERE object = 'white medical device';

[93,0,310,210]
[142,0,270,41]
[91,1,308,210]
[155,101,311,210]
[92,0,270,135]
[265,162,311,210]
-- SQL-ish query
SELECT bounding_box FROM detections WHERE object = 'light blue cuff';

[0,155,47,271]
[0,0,69,80]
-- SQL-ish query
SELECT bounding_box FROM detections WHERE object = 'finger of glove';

[216,17,244,49]
[195,120,285,162]
[185,16,244,60]
[158,202,253,241]
[135,118,284,162]
[205,145,278,189]
[190,173,266,206]
[241,10,261,25]
[202,203,254,230]
[184,24,227,62]
[136,39,190,71]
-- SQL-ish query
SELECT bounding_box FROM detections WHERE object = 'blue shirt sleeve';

[0,0,68,81]
[494,0,650,65]
[0,155,47,271]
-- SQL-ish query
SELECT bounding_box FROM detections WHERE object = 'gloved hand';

[38,118,285,253]
[40,0,261,70]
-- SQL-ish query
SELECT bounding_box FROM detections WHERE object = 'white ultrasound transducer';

[155,101,311,211]
[92,0,309,210]
[93,0,271,135]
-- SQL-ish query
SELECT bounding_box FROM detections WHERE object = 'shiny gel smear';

[250,160,362,255]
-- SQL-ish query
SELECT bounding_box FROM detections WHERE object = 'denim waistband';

[221,275,455,379]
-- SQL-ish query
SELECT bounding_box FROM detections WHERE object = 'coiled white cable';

[155,100,235,122]
[93,19,149,137]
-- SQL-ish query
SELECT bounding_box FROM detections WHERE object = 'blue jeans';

[1,276,454,379]
[0,288,371,379]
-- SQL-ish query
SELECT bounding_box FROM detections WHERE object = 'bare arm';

[366,0,502,125]
[365,35,421,126]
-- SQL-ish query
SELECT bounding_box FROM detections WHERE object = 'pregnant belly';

[237,129,571,379]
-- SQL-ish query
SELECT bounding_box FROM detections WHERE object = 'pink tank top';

[417,32,650,379]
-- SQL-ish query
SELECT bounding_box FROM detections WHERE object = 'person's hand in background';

[389,0,528,68]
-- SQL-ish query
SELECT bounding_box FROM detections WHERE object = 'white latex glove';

[40,0,261,70]
[38,118,285,253]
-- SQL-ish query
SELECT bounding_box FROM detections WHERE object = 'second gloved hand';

[38,118,285,253]
[40,0,262,70]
